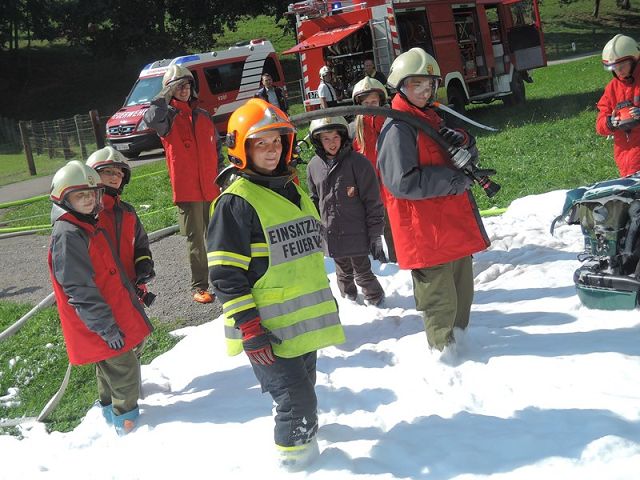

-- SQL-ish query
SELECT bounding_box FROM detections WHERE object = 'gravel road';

[0,232,222,327]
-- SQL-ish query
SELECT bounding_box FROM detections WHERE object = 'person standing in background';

[144,65,224,304]
[254,73,288,113]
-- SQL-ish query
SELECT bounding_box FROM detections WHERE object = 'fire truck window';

[126,76,164,106]
[510,0,535,26]
[204,61,245,95]
[396,11,434,56]
[262,57,281,82]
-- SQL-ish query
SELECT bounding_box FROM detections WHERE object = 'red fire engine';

[284,0,546,111]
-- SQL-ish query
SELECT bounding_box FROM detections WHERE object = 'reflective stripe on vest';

[214,177,344,358]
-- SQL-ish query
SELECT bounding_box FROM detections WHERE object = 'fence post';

[74,115,88,160]
[18,121,37,176]
[89,110,105,148]
[57,119,73,160]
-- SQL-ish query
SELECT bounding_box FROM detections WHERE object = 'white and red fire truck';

[106,39,286,158]
[284,0,546,111]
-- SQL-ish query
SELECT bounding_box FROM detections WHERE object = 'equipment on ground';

[552,175,640,310]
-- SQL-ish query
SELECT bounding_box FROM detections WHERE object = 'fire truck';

[284,0,546,111]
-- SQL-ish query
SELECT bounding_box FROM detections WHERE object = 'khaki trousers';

[177,201,211,291]
[96,347,142,416]
[411,256,474,351]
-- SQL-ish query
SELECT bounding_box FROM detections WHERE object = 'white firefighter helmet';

[163,64,198,98]
[50,160,103,213]
[309,116,349,139]
[86,146,131,188]
[387,48,441,89]
[352,76,387,104]
[602,34,640,70]
[309,116,350,151]
[319,65,332,78]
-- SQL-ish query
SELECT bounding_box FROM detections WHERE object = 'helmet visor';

[602,57,633,71]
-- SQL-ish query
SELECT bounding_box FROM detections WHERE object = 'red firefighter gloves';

[239,317,281,366]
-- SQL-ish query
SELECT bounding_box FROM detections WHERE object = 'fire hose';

[289,105,501,198]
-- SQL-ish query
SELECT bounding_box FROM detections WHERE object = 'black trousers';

[251,352,318,447]
[334,255,384,302]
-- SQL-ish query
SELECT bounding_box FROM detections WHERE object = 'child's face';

[67,189,97,215]
[319,130,342,157]
[359,92,381,107]
[174,81,191,102]
[403,77,433,108]
[247,131,283,175]
[610,59,633,78]
[98,167,124,190]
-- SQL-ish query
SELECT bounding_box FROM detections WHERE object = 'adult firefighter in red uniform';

[377,48,490,351]
[144,64,224,304]
[596,34,640,177]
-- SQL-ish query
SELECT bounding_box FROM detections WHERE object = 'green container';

[576,284,638,310]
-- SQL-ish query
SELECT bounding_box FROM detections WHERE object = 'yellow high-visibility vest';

[209,177,345,358]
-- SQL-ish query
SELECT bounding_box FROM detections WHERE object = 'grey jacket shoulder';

[377,118,469,200]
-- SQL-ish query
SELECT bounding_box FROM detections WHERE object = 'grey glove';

[101,324,125,350]
[155,82,178,104]
[439,127,465,147]
[606,115,621,131]
[453,172,474,194]
[369,236,388,263]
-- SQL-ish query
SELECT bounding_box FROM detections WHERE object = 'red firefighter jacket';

[98,194,151,284]
[353,114,387,202]
[376,94,490,269]
[145,98,222,203]
[596,65,640,177]
[48,207,152,365]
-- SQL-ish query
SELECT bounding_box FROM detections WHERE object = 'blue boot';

[112,407,139,436]
[100,403,113,425]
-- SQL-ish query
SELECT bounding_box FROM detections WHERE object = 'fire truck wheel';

[447,84,466,114]
[503,71,526,107]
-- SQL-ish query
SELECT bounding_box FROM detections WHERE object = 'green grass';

[468,54,618,210]
[0,301,183,434]
[539,0,640,60]
[0,151,90,187]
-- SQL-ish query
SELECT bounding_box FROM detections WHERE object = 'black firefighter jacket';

[307,146,384,259]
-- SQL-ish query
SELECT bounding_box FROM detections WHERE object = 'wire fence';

[0,111,107,185]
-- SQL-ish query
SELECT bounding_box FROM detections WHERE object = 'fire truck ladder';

[370,18,393,76]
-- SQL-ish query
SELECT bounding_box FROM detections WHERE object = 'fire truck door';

[504,0,546,70]
[395,8,435,57]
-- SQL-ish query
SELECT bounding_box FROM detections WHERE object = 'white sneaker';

[277,437,320,472]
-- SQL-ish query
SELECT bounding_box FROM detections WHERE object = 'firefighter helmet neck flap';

[226,98,296,171]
